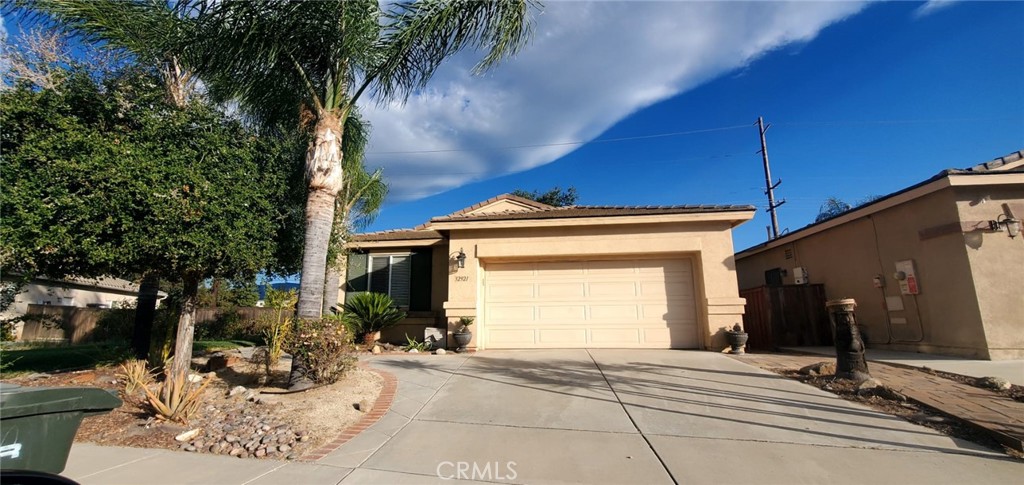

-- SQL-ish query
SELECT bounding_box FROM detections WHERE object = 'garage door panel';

[591,328,642,345]
[488,329,537,346]
[488,283,536,299]
[642,328,674,346]
[538,282,586,298]
[485,258,698,349]
[589,281,638,297]
[589,304,639,320]
[538,328,587,345]
[537,305,586,321]
[488,305,535,323]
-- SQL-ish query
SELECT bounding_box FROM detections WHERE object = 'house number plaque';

[455,276,469,282]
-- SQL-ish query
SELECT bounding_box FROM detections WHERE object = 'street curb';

[298,363,398,461]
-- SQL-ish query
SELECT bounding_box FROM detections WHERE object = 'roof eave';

[429,210,756,231]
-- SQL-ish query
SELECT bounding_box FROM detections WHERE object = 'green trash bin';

[0,383,122,474]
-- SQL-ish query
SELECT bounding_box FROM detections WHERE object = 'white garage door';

[483,258,698,349]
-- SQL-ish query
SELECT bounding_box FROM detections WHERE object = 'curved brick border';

[299,362,398,461]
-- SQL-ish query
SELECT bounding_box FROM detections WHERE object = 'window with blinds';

[367,254,412,307]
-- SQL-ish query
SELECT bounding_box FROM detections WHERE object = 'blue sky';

[3,1,1021,256]
[356,1,1023,252]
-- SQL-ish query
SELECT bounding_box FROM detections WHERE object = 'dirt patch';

[5,351,382,460]
[766,367,1023,459]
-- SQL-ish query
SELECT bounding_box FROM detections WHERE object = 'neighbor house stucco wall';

[736,181,1024,359]
[443,220,746,350]
[0,279,141,340]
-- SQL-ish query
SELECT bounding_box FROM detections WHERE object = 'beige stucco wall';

[1,281,139,340]
[736,182,1024,359]
[443,221,746,350]
[954,184,1024,359]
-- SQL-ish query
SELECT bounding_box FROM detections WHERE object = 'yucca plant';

[142,372,211,424]
[118,359,154,397]
[342,292,407,345]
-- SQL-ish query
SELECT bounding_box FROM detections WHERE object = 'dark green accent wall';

[345,251,368,304]
[410,248,433,311]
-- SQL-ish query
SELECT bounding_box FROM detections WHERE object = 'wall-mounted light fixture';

[989,214,1021,239]
[456,248,467,268]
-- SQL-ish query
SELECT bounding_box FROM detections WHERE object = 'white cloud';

[913,0,959,18]
[361,1,868,201]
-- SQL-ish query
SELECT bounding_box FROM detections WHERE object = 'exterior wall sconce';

[989,215,1021,239]
[456,248,467,268]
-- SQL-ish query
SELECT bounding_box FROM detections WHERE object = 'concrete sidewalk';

[784,346,1024,386]
[63,350,1023,484]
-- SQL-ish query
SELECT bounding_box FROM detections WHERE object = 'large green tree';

[512,186,579,207]
[0,67,303,378]
[16,0,539,389]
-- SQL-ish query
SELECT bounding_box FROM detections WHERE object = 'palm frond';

[363,0,538,104]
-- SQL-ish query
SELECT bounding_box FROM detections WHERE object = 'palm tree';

[323,115,389,315]
[18,0,538,388]
[193,1,538,323]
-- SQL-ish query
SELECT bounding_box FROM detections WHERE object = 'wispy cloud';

[362,1,868,201]
[914,0,959,18]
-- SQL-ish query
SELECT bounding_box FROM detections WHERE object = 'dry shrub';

[286,317,357,385]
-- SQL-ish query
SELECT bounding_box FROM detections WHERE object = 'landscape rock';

[229,447,243,457]
[187,373,204,383]
[435,349,446,355]
[175,428,202,442]
[205,353,233,372]
[908,412,947,424]
[371,345,382,354]
[976,376,1011,391]
[799,361,835,377]
[229,386,248,398]
[855,378,884,396]
[278,445,291,453]
[354,399,371,412]
[408,349,419,353]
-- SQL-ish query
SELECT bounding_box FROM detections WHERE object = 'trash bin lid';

[0,385,121,419]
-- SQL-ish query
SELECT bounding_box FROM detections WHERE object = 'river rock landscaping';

[5,349,382,460]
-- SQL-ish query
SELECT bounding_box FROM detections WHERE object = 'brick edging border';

[299,362,398,461]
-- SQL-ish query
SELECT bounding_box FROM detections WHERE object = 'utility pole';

[757,116,785,239]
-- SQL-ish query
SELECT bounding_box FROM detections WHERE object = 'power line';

[365,115,1012,156]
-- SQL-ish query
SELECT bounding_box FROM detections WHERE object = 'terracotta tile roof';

[955,149,1024,173]
[432,204,756,222]
[440,193,554,218]
[349,228,443,242]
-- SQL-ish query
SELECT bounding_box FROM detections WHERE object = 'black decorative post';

[827,299,870,381]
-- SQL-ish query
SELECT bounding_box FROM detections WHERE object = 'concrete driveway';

[66,350,1022,484]
[318,350,1021,484]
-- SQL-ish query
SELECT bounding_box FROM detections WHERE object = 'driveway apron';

[326,349,1020,485]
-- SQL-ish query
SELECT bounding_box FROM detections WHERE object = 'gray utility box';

[0,383,122,474]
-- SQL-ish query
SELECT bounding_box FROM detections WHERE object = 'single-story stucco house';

[735,149,1024,360]
[340,194,755,351]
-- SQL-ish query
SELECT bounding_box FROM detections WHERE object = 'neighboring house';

[735,150,1024,360]
[0,276,149,340]
[341,194,755,351]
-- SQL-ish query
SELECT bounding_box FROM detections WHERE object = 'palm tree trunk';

[323,260,342,315]
[169,274,200,380]
[296,112,344,319]
[290,112,344,391]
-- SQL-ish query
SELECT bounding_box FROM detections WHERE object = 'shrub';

[342,292,406,344]
[118,359,154,399]
[92,309,136,343]
[142,371,211,424]
[286,317,357,385]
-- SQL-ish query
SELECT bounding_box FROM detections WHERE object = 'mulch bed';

[766,367,1023,459]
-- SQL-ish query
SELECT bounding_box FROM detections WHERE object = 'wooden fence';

[18,305,279,344]
[740,285,832,351]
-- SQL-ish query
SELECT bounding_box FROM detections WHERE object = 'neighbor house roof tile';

[431,204,756,222]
